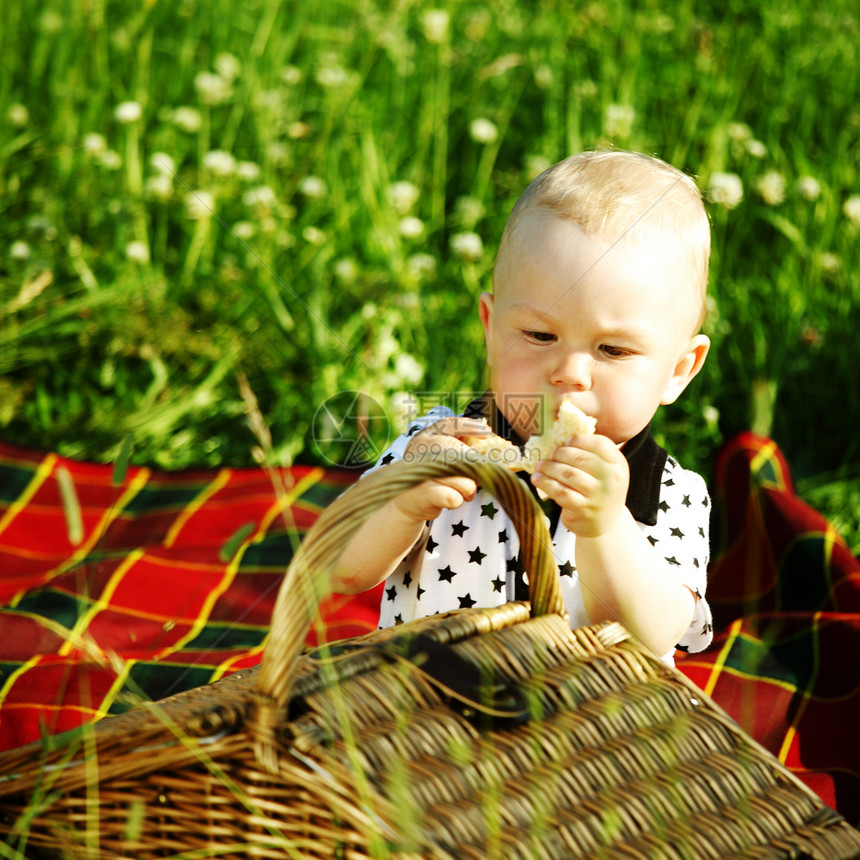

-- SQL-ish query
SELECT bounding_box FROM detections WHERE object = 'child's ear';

[660,334,710,405]
[478,292,494,361]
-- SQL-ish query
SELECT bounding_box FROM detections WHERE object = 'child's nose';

[550,350,593,390]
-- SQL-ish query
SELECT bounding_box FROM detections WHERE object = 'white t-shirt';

[367,405,714,663]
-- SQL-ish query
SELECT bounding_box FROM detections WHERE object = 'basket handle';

[250,454,563,772]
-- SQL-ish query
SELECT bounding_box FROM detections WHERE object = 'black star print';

[407,424,421,436]
[402,571,412,588]
[394,614,403,625]
[480,502,498,519]
[664,556,681,566]
[669,527,685,539]
[698,527,705,538]
[426,534,439,554]
[458,593,477,609]
[468,547,487,565]
[664,478,675,488]
[416,585,425,600]
[702,497,709,507]
[438,565,457,582]
[380,453,395,465]
[682,494,691,508]
[658,500,670,514]
[492,576,505,593]
[498,529,509,543]
[558,561,575,578]
[386,585,397,601]
[451,520,469,537]
[648,535,659,546]
[506,554,525,576]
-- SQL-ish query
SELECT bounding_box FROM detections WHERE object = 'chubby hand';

[531,434,629,537]
[392,417,488,523]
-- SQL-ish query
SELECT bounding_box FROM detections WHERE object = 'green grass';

[1,0,859,547]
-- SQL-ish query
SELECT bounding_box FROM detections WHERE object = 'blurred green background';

[1,0,858,548]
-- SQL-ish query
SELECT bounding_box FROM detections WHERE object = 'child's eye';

[600,344,632,358]
[524,330,556,343]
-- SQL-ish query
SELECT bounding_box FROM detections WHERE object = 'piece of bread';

[522,397,596,473]
[463,397,596,473]
[461,424,529,472]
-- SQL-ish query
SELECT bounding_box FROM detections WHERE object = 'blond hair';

[495,150,710,331]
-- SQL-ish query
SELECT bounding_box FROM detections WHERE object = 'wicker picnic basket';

[1,456,859,859]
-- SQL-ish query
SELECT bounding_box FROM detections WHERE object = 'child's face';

[479,210,709,445]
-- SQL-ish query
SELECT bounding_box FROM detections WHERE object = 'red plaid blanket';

[677,432,860,824]
[1,433,858,825]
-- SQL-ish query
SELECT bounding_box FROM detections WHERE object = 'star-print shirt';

[365,399,714,663]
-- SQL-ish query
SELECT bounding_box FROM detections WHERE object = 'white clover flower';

[315,66,350,88]
[10,241,31,261]
[797,176,821,201]
[266,142,290,165]
[334,257,358,283]
[421,9,450,43]
[243,185,277,208]
[254,89,282,113]
[145,173,173,202]
[232,221,255,240]
[455,195,484,226]
[125,241,149,263]
[604,103,635,137]
[469,117,499,144]
[173,106,202,133]
[302,226,326,245]
[728,122,752,142]
[407,253,437,280]
[214,52,241,81]
[280,65,304,85]
[533,64,553,90]
[203,149,236,177]
[843,194,860,227]
[99,150,122,170]
[114,101,143,124]
[236,160,261,182]
[399,216,424,239]
[83,133,108,154]
[7,104,29,127]
[756,170,786,206]
[651,13,674,33]
[194,71,232,105]
[387,180,420,214]
[818,252,841,274]
[40,10,64,32]
[702,405,720,429]
[572,79,598,99]
[149,152,175,175]
[185,189,215,220]
[299,176,327,199]
[287,121,311,139]
[745,139,767,158]
[707,172,744,209]
[394,353,424,385]
[450,231,483,261]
